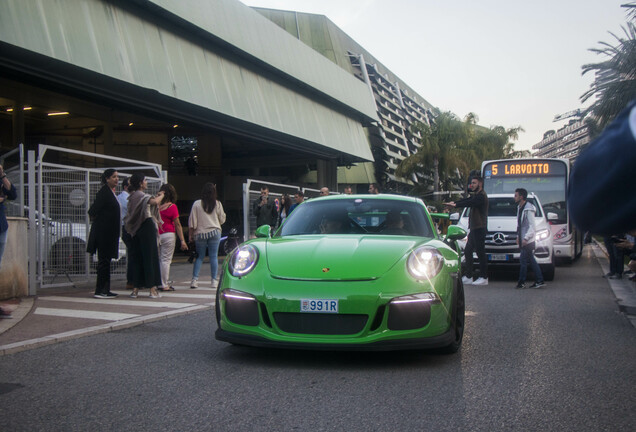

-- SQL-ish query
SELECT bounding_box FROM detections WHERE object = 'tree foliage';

[396,111,526,196]
[581,20,636,131]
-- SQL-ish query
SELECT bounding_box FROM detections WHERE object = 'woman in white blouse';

[188,182,226,288]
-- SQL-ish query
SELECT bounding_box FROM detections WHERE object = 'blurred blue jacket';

[568,101,636,235]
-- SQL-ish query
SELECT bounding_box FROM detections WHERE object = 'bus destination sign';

[484,160,566,178]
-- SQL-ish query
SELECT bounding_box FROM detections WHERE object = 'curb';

[591,240,636,327]
[0,303,213,356]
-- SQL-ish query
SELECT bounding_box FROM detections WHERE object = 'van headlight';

[535,229,550,242]
[407,246,444,280]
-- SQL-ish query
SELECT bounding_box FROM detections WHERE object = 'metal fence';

[2,144,165,291]
[242,179,338,241]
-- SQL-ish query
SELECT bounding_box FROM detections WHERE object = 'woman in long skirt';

[125,173,164,299]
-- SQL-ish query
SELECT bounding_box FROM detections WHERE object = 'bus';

[481,158,583,262]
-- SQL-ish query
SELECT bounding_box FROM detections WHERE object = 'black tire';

[48,237,87,274]
[441,279,465,354]
[223,238,239,256]
[541,262,555,281]
[215,274,223,327]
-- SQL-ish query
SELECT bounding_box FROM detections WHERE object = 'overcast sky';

[243,0,629,151]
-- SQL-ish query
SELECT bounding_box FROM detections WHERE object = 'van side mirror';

[547,212,558,221]
[255,225,272,238]
[446,225,467,241]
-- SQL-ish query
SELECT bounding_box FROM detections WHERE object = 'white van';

[451,193,555,281]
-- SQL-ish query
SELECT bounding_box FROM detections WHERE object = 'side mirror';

[255,225,272,238]
[446,225,467,241]
[547,212,558,221]
[449,212,460,222]
[429,212,450,220]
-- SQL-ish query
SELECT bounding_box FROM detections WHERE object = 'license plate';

[300,299,338,313]
[489,254,508,261]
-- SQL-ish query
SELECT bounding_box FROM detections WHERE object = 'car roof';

[312,193,423,203]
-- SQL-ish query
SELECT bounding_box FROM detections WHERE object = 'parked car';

[8,203,126,274]
[452,193,555,281]
[215,194,467,352]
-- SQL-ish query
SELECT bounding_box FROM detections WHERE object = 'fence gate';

[242,179,333,240]
[3,145,165,291]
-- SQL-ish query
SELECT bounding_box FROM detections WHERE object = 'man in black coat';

[253,186,277,227]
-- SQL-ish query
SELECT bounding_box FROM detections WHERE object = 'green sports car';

[215,194,467,352]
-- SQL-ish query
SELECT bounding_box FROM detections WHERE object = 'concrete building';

[0,0,380,215]
[532,119,590,163]
[254,8,438,193]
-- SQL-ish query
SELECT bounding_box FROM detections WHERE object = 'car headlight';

[229,244,259,277]
[407,246,444,280]
[535,229,550,242]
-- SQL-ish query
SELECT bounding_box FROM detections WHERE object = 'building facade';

[253,8,438,192]
[532,119,590,163]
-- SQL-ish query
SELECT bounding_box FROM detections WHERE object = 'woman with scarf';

[87,168,120,299]
[125,173,164,299]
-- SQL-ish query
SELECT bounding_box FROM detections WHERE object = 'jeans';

[192,230,221,281]
[465,227,487,279]
[519,244,543,283]
[0,229,7,269]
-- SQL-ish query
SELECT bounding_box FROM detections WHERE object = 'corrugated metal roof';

[0,0,377,162]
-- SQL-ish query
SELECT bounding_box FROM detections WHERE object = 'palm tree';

[581,21,636,130]
[396,111,471,195]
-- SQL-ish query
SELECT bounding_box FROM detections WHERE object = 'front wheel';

[440,279,465,354]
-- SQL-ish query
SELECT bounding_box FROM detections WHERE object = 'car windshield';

[463,197,543,218]
[276,198,434,238]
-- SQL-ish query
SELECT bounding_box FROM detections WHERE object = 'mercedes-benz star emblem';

[493,232,506,244]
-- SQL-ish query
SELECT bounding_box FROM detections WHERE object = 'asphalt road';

[1,247,635,431]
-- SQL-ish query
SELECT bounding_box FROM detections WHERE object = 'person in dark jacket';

[253,186,277,227]
[569,100,636,236]
[87,169,121,298]
[0,164,18,269]
[445,176,489,285]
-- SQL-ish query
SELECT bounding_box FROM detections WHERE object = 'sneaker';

[211,279,219,288]
[129,288,139,298]
[461,276,473,285]
[190,279,198,289]
[105,292,118,298]
[94,293,109,299]
[608,274,623,280]
[472,277,489,286]
[515,282,526,289]
[149,288,161,299]
[529,281,546,289]
[603,272,615,278]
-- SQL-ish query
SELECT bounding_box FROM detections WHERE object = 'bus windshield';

[482,160,567,224]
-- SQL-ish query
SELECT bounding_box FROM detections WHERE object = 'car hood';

[265,235,423,280]
[487,217,518,232]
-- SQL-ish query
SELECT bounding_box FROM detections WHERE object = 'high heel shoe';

[149,287,161,299]
[129,288,139,298]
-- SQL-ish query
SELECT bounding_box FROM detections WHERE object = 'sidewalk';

[0,258,219,356]
[591,240,636,328]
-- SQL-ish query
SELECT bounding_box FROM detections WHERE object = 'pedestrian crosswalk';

[33,283,216,322]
